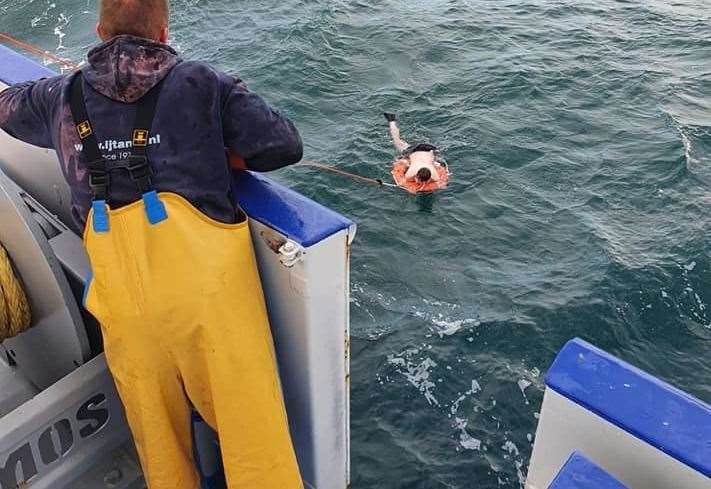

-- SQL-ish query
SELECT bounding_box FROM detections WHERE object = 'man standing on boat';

[0,1,304,488]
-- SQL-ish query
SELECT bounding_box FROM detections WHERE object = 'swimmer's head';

[412,143,437,153]
[417,168,432,182]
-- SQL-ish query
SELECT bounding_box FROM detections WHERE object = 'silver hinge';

[278,239,304,268]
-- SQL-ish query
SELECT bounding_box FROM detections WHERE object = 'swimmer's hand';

[384,112,397,122]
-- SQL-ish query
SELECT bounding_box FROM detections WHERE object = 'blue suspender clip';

[143,191,168,225]
[92,200,110,233]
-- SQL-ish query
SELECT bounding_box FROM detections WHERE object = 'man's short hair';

[417,168,432,182]
[100,0,169,40]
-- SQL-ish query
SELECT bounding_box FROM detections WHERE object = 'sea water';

[0,1,709,487]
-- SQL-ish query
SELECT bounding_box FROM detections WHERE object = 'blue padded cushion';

[546,339,711,478]
[549,452,629,489]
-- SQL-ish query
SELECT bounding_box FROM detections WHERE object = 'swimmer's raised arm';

[385,113,409,153]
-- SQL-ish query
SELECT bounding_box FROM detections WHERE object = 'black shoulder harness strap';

[70,73,108,201]
[69,72,165,201]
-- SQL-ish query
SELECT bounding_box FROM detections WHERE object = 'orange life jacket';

[391,161,449,194]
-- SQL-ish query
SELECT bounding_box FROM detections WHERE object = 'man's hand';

[227,150,247,170]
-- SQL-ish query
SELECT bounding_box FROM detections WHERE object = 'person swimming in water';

[385,113,445,187]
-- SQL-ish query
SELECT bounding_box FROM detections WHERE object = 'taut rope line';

[302,160,397,188]
[0,32,79,70]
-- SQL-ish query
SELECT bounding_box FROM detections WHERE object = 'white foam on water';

[413,299,481,338]
[516,460,526,486]
[460,433,481,451]
[450,379,482,416]
[671,117,711,186]
[431,316,480,337]
[450,393,468,416]
[678,123,695,167]
[53,12,70,51]
[454,417,481,451]
[30,2,56,28]
[388,351,440,406]
[517,379,532,405]
[366,328,389,341]
[678,262,709,327]
[501,440,520,457]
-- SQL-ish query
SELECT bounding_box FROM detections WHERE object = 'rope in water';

[0,244,31,342]
[302,160,397,188]
[0,32,79,70]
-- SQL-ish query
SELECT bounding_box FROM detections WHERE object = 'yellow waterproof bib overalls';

[70,73,303,489]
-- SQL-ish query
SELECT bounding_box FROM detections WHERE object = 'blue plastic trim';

[549,452,629,489]
[546,338,711,478]
[142,191,168,225]
[82,271,94,308]
[91,200,110,233]
[0,44,57,85]
[233,170,355,248]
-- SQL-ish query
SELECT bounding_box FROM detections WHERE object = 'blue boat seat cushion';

[549,452,629,489]
[545,338,711,478]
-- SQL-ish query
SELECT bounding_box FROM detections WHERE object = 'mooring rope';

[302,160,398,188]
[0,32,79,70]
[0,244,31,342]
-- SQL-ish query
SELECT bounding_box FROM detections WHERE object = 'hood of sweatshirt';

[83,35,179,103]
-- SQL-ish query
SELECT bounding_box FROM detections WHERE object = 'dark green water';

[1,1,709,487]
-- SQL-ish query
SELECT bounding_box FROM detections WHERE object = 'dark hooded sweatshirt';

[0,35,303,229]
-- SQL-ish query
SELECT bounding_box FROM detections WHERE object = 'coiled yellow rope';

[0,244,31,342]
